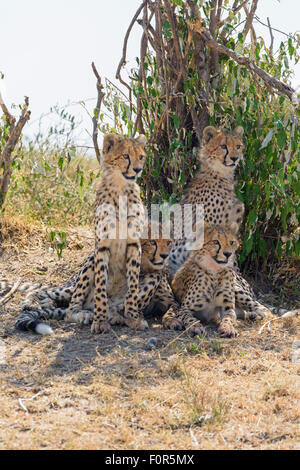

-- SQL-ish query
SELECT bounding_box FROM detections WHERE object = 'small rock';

[145,337,158,351]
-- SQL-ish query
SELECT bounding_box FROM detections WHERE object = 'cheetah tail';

[15,308,66,335]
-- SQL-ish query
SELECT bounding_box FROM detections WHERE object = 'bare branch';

[243,3,257,50]
[193,25,299,104]
[209,0,219,73]
[218,0,250,28]
[0,96,31,207]
[254,15,292,39]
[242,0,258,40]
[0,92,16,129]
[267,17,274,55]
[115,0,146,104]
[91,62,105,164]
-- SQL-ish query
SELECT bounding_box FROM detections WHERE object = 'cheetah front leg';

[216,269,238,338]
[123,242,148,330]
[109,273,160,326]
[154,275,183,331]
[162,305,183,331]
[91,247,111,333]
[234,273,272,321]
[167,286,208,336]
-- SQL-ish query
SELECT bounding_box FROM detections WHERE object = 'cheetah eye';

[167,240,172,246]
[212,240,219,245]
[236,145,241,149]
[221,144,227,150]
[139,154,145,161]
[230,240,235,246]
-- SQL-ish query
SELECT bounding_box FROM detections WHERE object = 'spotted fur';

[165,225,271,337]
[13,231,175,334]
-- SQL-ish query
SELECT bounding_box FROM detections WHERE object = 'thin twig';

[91,62,105,164]
[116,1,146,108]
[258,309,300,335]
[267,17,274,54]
[18,391,44,414]
[0,279,21,307]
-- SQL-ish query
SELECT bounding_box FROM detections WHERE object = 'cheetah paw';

[163,317,183,331]
[189,324,206,337]
[218,319,238,338]
[125,318,149,331]
[91,320,111,334]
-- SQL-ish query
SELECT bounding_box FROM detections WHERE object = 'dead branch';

[218,0,250,28]
[0,279,21,306]
[267,17,274,54]
[0,92,16,129]
[209,0,219,73]
[91,62,105,164]
[194,25,299,104]
[0,96,31,207]
[242,0,258,40]
[254,15,292,39]
[243,3,257,51]
[116,0,146,107]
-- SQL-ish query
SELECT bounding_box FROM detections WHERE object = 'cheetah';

[165,224,271,338]
[168,125,270,321]
[12,226,175,334]
[169,125,245,277]
[90,133,149,334]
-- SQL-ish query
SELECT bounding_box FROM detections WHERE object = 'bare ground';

[0,224,299,450]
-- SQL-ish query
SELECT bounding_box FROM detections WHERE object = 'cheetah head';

[102,133,147,181]
[194,223,240,273]
[141,237,172,273]
[200,126,244,176]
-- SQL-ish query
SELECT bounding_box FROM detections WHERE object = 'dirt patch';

[0,226,299,450]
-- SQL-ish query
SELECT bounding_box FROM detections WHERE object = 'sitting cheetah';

[169,125,245,277]
[169,125,268,320]
[165,224,271,338]
[91,132,148,334]
[12,226,176,334]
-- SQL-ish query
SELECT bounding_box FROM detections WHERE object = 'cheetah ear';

[203,224,215,242]
[187,221,205,250]
[103,134,119,154]
[202,126,218,144]
[229,222,239,234]
[135,134,147,147]
[233,126,244,138]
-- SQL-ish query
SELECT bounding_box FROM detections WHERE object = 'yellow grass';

[0,223,299,450]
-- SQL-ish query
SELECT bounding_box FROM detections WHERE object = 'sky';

[0,0,299,147]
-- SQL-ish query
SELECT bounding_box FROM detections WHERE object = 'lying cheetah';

[165,224,271,338]
[11,227,175,334]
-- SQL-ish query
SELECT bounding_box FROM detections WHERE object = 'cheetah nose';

[231,156,238,162]
[224,252,232,259]
[160,254,168,259]
[133,167,142,174]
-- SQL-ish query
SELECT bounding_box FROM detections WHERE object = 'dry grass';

[0,224,299,450]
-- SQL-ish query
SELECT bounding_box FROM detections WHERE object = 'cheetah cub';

[91,133,147,334]
[166,224,268,338]
[169,125,245,278]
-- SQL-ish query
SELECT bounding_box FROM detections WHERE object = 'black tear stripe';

[216,240,221,255]
[98,247,110,254]
[127,242,140,249]
[124,155,130,174]
[223,144,229,165]
[151,241,157,263]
